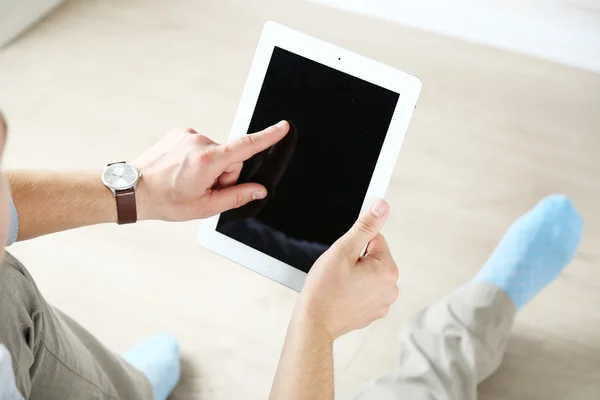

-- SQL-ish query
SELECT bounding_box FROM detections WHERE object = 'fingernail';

[252,190,266,200]
[371,200,388,218]
[275,120,287,129]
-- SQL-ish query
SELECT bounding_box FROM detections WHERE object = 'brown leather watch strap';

[115,187,137,225]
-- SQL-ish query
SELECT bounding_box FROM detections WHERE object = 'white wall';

[309,0,600,73]
[0,0,66,48]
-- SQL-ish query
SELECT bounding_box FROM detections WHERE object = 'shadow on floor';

[170,354,205,400]
[479,333,600,399]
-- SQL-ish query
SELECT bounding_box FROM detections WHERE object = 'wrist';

[129,158,163,222]
[133,174,151,221]
[292,296,334,343]
[290,313,334,347]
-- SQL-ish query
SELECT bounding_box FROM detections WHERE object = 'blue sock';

[474,194,583,310]
[123,333,181,400]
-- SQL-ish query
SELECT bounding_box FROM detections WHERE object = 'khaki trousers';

[0,252,152,399]
[354,282,515,400]
[0,252,514,399]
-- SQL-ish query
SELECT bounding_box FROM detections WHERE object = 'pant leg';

[354,281,516,400]
[0,252,153,400]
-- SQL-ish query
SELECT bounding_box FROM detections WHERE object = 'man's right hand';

[295,199,399,340]
[132,121,289,222]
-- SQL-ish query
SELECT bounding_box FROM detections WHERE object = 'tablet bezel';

[197,21,421,292]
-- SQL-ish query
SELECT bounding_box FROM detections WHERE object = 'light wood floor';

[1,0,599,399]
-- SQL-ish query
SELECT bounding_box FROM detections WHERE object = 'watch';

[101,161,142,224]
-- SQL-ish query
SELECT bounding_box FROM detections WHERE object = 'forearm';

[269,308,334,400]
[8,170,117,241]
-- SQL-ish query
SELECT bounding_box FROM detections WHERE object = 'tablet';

[198,22,421,292]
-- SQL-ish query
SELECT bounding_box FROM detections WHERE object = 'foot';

[474,194,583,310]
[123,333,181,400]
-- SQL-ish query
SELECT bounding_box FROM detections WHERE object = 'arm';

[9,171,116,241]
[269,308,334,400]
[9,122,289,241]
[269,200,399,400]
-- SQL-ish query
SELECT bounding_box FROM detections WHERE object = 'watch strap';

[115,187,137,225]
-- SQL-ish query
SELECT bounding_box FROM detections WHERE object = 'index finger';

[216,120,289,169]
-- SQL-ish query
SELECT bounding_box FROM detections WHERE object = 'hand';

[132,121,289,221]
[220,121,298,222]
[295,200,399,340]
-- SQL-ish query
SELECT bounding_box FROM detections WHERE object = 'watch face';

[102,164,139,189]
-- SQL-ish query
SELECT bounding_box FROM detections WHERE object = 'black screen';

[217,47,399,273]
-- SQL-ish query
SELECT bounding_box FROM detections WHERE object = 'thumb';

[204,183,267,215]
[338,199,389,254]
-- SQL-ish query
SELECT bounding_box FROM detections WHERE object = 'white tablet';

[198,22,421,292]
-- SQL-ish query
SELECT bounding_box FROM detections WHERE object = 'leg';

[355,282,514,400]
[0,252,165,399]
[355,195,583,400]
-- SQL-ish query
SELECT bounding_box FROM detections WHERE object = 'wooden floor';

[1,0,599,398]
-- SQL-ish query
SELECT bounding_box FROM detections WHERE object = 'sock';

[123,333,181,400]
[474,194,583,310]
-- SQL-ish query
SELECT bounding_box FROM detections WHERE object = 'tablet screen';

[217,47,399,273]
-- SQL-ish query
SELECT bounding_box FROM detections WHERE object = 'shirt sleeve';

[7,192,18,246]
[0,344,24,399]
